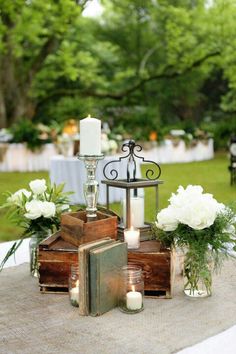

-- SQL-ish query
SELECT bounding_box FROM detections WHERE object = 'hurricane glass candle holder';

[119,265,144,314]
[69,264,79,307]
[124,227,140,249]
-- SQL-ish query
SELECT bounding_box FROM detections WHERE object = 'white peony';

[177,196,219,230]
[41,201,56,218]
[29,179,47,195]
[157,185,225,231]
[24,200,44,220]
[156,206,179,231]
[169,185,204,208]
[7,189,31,206]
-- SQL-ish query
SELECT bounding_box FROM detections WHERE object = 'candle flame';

[131,285,135,292]
[76,280,79,288]
[87,114,91,118]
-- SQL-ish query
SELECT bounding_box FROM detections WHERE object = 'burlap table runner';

[0,260,236,354]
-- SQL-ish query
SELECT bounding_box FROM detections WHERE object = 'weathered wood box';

[38,232,78,293]
[61,211,117,247]
[128,240,175,298]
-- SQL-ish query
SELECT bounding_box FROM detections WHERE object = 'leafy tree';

[0,0,88,128]
[1,0,236,136]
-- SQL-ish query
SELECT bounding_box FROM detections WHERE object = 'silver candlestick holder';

[78,154,104,220]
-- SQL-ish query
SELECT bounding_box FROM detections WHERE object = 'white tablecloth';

[50,155,142,205]
[0,143,58,172]
[141,139,214,164]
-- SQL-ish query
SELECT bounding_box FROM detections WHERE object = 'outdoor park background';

[0,0,236,242]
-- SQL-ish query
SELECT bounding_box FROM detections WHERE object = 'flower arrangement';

[154,185,236,297]
[0,179,72,270]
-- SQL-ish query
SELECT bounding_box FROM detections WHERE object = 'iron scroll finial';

[103,140,161,181]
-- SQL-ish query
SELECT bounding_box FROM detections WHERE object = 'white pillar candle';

[70,287,79,302]
[126,290,142,310]
[80,115,101,155]
[123,197,144,228]
[124,227,140,249]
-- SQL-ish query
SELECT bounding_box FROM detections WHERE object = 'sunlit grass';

[0,152,235,242]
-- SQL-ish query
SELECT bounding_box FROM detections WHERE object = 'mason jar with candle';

[119,265,144,314]
[69,264,79,307]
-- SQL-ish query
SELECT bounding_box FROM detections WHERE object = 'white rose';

[24,200,44,220]
[156,206,179,231]
[29,179,47,195]
[41,201,56,218]
[7,189,31,206]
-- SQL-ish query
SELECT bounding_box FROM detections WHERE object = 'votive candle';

[124,227,140,249]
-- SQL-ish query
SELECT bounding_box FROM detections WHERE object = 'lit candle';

[70,287,79,302]
[70,280,79,306]
[126,286,142,310]
[80,115,101,155]
[123,197,144,228]
[124,227,140,249]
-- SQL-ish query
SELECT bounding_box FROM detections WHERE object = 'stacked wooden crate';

[38,211,174,298]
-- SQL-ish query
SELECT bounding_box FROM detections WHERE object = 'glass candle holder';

[124,227,140,249]
[119,265,144,314]
[69,264,79,307]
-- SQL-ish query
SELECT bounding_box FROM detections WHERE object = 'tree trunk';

[0,88,7,129]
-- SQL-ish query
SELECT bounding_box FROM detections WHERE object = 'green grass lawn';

[0,152,235,242]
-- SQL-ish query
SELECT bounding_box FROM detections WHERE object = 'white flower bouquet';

[0,179,72,270]
[154,185,236,297]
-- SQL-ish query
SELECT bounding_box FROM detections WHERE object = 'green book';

[78,238,114,316]
[89,241,128,316]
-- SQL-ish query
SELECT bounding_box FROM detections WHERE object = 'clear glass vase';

[29,230,51,277]
[183,249,212,298]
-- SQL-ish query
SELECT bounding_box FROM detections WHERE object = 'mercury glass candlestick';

[78,154,104,220]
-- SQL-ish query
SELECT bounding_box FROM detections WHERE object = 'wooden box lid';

[39,231,77,252]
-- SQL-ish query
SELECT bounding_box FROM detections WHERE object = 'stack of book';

[79,238,128,316]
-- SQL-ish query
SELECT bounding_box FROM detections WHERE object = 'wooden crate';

[60,211,117,247]
[128,240,175,298]
[38,231,78,293]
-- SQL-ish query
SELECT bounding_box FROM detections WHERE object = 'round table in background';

[49,155,142,205]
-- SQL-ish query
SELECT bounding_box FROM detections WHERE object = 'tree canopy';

[1,0,236,138]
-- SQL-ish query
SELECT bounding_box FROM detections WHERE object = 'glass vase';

[119,265,144,314]
[183,249,212,298]
[29,230,51,278]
